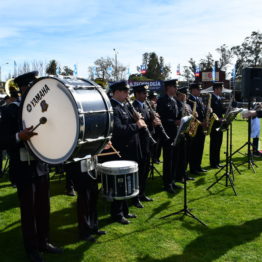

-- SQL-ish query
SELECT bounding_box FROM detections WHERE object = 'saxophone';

[203,93,219,135]
[187,100,201,137]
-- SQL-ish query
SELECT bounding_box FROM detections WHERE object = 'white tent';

[201,86,232,94]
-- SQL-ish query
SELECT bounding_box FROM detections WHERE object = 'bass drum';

[21,76,113,164]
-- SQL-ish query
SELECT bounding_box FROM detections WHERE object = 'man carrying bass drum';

[0,72,62,262]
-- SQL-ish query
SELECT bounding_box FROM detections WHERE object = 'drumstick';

[32,117,47,131]
[97,151,121,157]
[110,144,122,158]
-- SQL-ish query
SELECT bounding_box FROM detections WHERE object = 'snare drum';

[98,160,139,200]
[21,76,113,164]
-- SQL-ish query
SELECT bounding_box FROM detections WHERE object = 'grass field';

[1,119,262,262]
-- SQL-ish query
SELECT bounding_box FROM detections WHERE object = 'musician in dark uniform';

[187,83,207,174]
[109,81,146,224]
[132,85,159,208]
[148,91,162,164]
[210,82,226,168]
[156,79,182,193]
[64,155,105,242]
[0,72,62,262]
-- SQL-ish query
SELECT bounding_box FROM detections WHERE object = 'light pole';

[113,48,118,81]
[0,62,9,82]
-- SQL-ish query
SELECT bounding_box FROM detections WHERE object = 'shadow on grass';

[0,190,18,212]
[136,218,262,262]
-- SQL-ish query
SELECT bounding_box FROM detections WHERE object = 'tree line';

[9,30,261,82]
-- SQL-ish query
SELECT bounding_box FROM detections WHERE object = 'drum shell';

[20,76,113,164]
[98,160,139,200]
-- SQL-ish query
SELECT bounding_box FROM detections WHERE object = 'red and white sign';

[202,72,219,82]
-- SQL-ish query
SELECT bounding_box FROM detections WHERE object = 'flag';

[73,64,78,77]
[140,64,147,74]
[195,66,200,77]
[56,66,60,75]
[176,64,180,75]
[232,65,236,80]
[212,64,216,82]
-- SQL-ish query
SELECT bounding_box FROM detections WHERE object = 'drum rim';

[20,76,80,164]
[98,160,138,175]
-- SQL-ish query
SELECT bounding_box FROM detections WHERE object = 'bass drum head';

[21,77,79,164]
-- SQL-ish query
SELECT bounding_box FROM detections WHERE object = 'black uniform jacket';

[132,100,153,155]
[211,94,226,118]
[0,102,48,184]
[110,99,142,162]
[188,94,206,121]
[156,95,179,140]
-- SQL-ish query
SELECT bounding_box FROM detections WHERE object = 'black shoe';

[116,217,130,225]
[186,176,195,181]
[164,184,176,193]
[94,230,107,235]
[133,200,144,208]
[66,189,76,196]
[40,243,63,254]
[172,183,183,189]
[140,195,153,202]
[197,168,207,172]
[27,250,45,262]
[210,165,219,169]
[126,213,137,219]
[80,235,96,242]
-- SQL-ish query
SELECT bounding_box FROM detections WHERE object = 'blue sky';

[0,0,261,80]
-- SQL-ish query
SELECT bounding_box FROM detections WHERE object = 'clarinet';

[126,98,157,145]
[145,99,170,141]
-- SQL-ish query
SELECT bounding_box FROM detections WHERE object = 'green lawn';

[1,119,262,262]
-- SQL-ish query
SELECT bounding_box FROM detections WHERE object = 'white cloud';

[0,0,261,79]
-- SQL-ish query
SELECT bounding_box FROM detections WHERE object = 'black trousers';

[210,127,223,166]
[174,135,187,182]
[74,172,99,237]
[162,139,176,187]
[189,126,205,171]
[16,175,50,252]
[111,200,129,220]
[138,153,151,197]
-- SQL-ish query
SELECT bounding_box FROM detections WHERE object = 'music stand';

[230,100,257,173]
[206,109,241,195]
[161,116,207,227]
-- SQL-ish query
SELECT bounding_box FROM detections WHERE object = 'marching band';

[0,72,261,262]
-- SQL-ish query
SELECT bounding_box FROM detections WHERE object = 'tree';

[138,52,171,80]
[231,31,262,75]
[61,66,73,76]
[216,44,233,71]
[88,56,127,81]
[182,66,195,82]
[199,52,214,71]
[46,60,58,75]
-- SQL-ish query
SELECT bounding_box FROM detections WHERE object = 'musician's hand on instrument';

[18,126,38,141]
[136,119,147,129]
[103,141,112,150]
[153,118,161,126]
[193,112,198,118]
